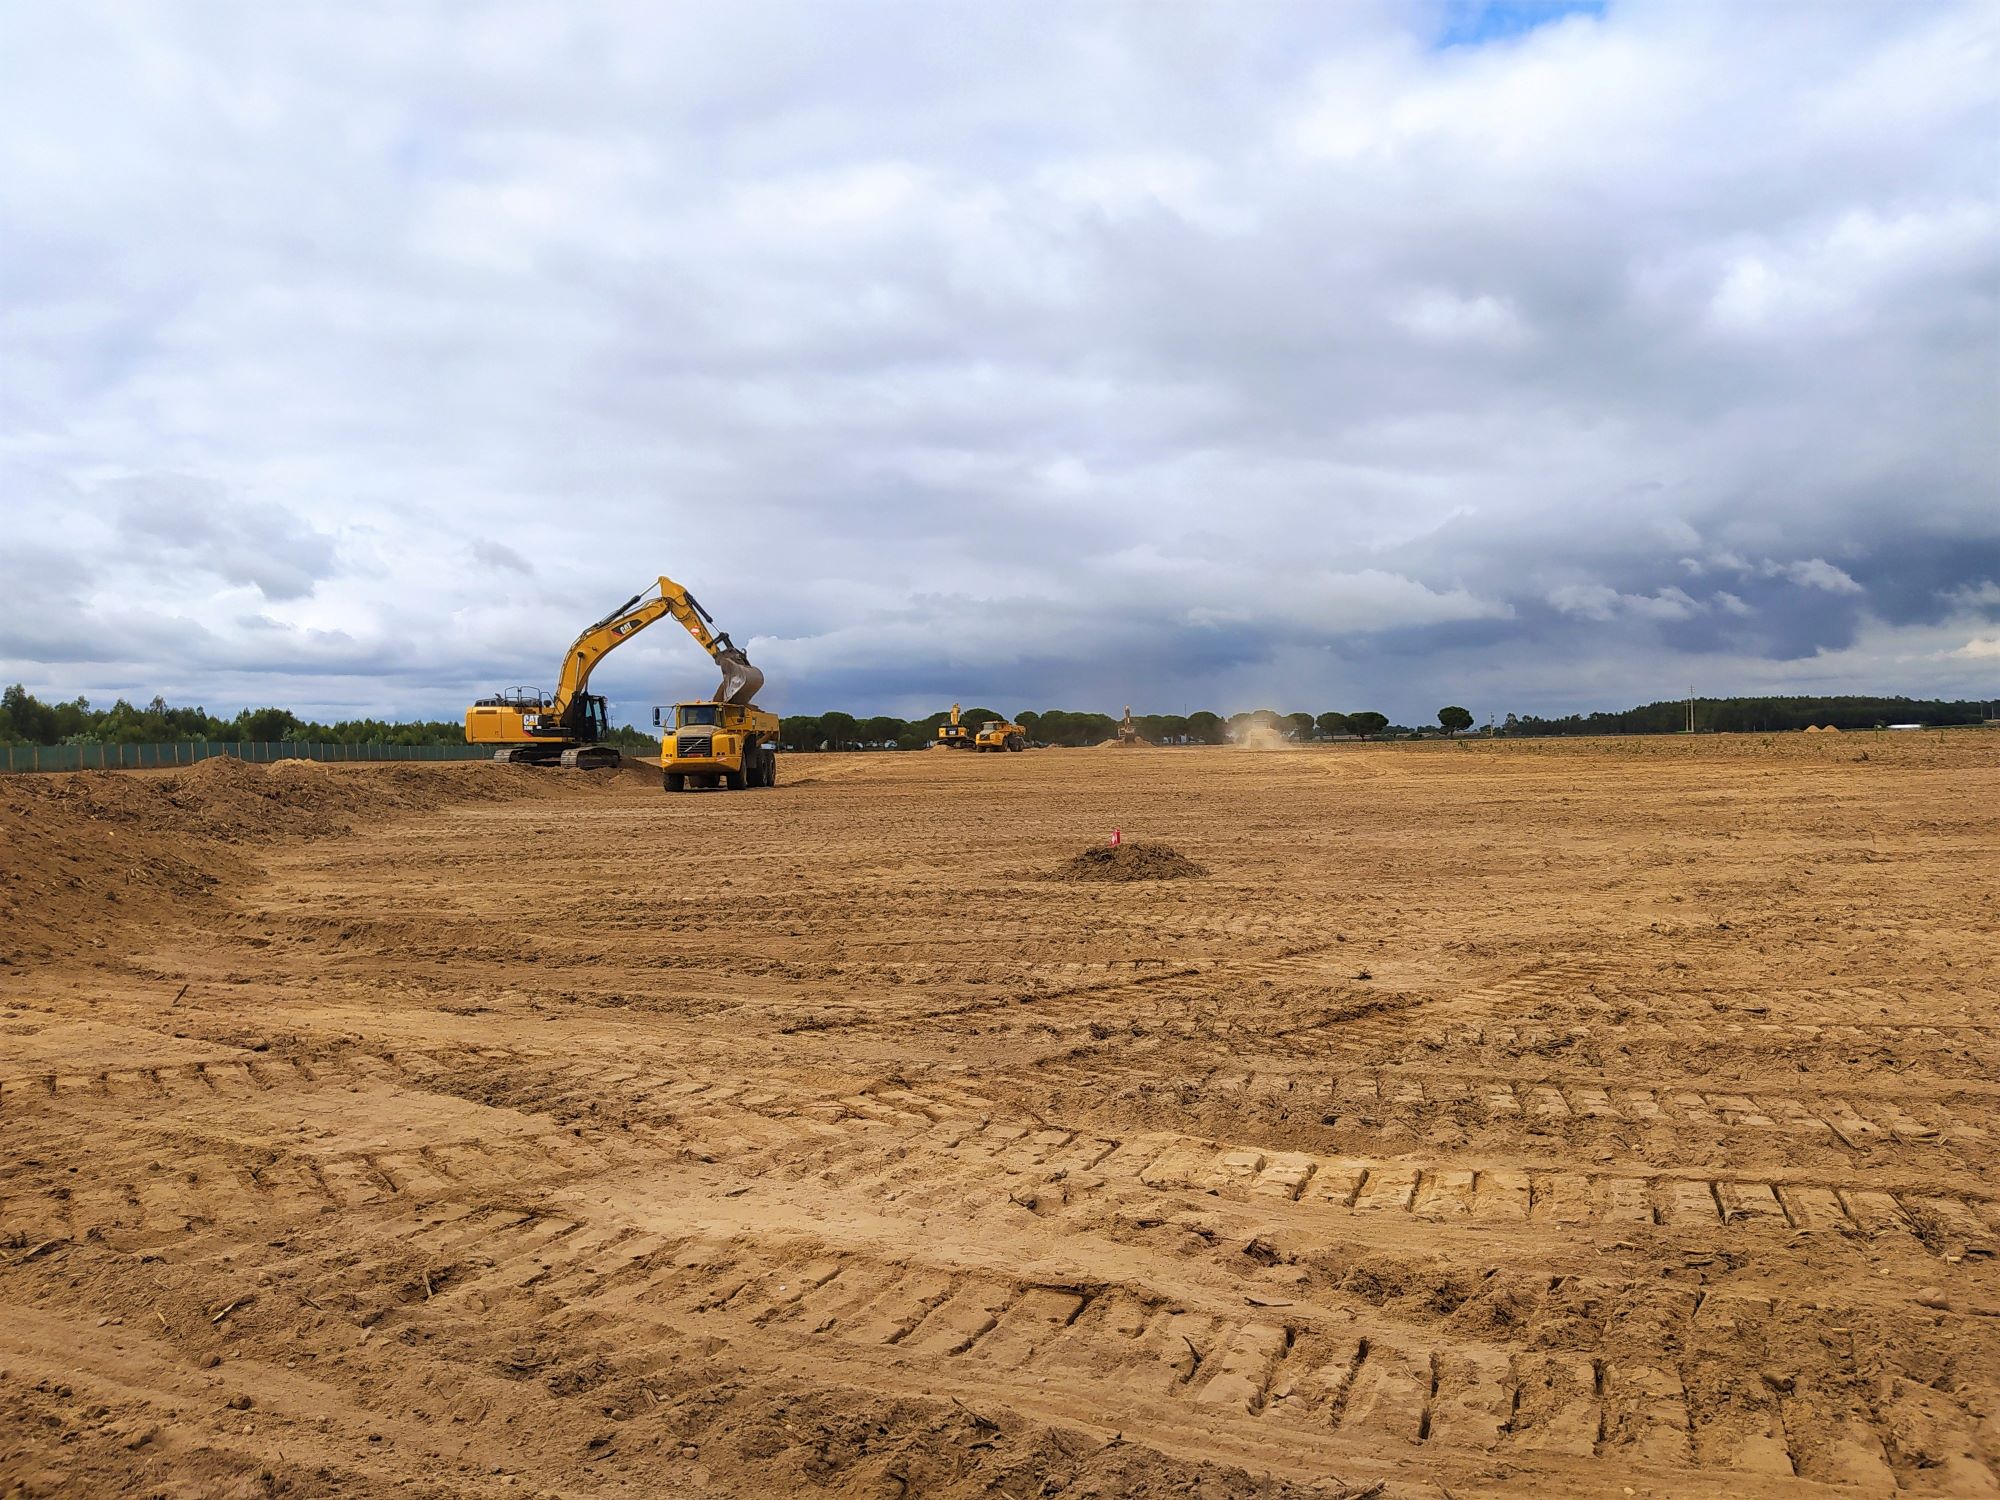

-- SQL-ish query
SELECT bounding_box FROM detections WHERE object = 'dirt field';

[3,736,1998,1498]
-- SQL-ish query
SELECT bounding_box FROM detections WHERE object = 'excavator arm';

[549,576,764,728]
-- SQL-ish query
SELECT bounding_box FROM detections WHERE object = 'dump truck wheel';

[1007,735,1024,752]
[663,772,684,793]
[725,769,747,791]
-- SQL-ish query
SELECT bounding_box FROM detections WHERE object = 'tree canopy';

[1347,711,1390,739]
[5,683,1981,752]
[1502,695,1989,736]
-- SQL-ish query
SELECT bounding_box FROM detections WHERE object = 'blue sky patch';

[1436,0,1606,48]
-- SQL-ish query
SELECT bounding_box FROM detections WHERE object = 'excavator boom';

[549,576,764,720]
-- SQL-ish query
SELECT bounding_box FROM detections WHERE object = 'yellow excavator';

[936,703,974,749]
[464,576,764,771]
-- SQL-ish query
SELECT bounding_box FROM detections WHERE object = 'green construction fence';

[0,741,499,773]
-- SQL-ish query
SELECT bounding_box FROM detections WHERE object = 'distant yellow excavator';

[465,576,764,771]
[936,703,974,749]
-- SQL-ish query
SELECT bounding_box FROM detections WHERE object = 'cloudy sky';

[2,0,1995,728]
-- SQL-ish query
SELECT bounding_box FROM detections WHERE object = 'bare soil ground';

[3,736,1998,1498]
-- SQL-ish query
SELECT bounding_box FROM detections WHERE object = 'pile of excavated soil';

[0,757,613,967]
[1054,841,1206,881]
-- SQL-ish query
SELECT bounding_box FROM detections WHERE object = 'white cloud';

[1546,583,1621,621]
[1766,558,1865,594]
[1943,580,2000,608]
[1395,290,1533,348]
[1548,583,1702,623]
[0,0,1991,723]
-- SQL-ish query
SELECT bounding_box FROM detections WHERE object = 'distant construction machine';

[465,576,766,773]
[1111,706,1149,747]
[936,704,974,750]
[973,716,1029,753]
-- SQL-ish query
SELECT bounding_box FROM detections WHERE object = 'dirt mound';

[0,758,591,967]
[166,755,557,838]
[1054,841,1206,881]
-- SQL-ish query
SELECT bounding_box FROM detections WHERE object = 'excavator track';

[558,746,623,771]
[492,746,563,767]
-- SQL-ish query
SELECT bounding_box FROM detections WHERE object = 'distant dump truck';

[973,717,1028,752]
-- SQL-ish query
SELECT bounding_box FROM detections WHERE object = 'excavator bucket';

[713,646,764,705]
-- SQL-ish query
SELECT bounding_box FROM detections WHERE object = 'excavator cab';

[572,694,611,745]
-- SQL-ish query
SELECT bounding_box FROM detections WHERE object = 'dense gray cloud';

[1,0,1994,727]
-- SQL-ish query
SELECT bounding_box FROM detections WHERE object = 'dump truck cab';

[658,700,780,791]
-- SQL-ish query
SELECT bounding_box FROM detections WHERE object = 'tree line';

[0,687,1415,751]
[0,685,657,750]
[780,706,1436,750]
[5,683,1987,751]
[1503,695,1993,737]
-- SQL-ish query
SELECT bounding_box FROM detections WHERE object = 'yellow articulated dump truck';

[656,699,780,791]
[973,717,1028,752]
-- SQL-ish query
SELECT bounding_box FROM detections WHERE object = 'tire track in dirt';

[8,741,1999,1497]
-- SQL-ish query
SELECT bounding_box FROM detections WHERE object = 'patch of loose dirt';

[3,734,1998,1498]
[0,756,619,966]
[1053,840,1207,881]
